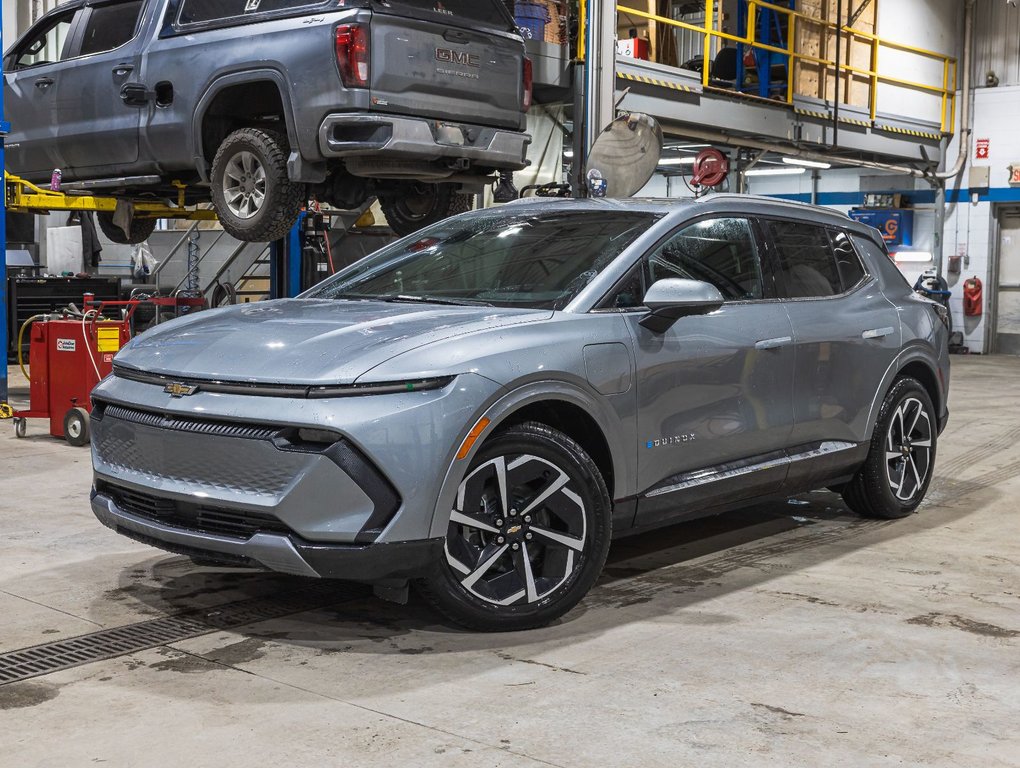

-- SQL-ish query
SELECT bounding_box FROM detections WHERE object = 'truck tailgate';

[370,13,525,130]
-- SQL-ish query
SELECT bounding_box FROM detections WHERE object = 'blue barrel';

[515,1,550,41]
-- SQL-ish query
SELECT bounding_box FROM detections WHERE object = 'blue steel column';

[1,15,10,406]
[286,213,304,297]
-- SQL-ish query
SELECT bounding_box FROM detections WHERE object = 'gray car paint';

[90,195,951,579]
[3,0,528,185]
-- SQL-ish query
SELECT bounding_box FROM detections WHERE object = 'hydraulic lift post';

[1,16,9,408]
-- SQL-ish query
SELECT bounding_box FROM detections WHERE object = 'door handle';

[112,64,134,76]
[755,336,793,351]
[34,77,54,89]
[862,327,895,340]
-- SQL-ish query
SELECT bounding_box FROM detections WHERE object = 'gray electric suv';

[90,195,950,631]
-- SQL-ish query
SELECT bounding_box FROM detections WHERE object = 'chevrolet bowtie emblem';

[506,525,522,535]
[164,382,199,398]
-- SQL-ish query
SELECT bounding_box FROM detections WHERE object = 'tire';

[842,377,937,519]
[96,211,157,245]
[379,182,473,236]
[210,127,306,243]
[417,421,612,631]
[14,418,27,439]
[210,281,237,307]
[63,407,91,447]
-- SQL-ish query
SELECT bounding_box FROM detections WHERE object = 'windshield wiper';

[380,294,494,307]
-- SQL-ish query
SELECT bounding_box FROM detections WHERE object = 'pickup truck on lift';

[2,0,532,243]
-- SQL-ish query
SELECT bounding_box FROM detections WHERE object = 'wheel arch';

[864,349,945,441]
[192,70,324,184]
[428,380,628,540]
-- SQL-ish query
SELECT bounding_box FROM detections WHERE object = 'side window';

[769,220,842,298]
[647,218,764,301]
[177,0,327,25]
[12,11,76,70]
[830,230,867,291]
[80,1,144,57]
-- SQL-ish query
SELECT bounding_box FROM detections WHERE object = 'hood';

[116,299,552,385]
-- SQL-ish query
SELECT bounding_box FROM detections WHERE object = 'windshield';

[305,209,659,310]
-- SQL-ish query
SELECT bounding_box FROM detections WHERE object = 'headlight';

[306,376,455,399]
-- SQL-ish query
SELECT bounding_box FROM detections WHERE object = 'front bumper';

[318,113,530,170]
[92,488,443,581]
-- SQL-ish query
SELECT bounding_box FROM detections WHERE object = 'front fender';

[428,378,632,539]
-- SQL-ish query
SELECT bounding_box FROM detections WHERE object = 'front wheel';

[379,182,473,236]
[842,377,937,519]
[417,422,612,631]
[210,127,306,243]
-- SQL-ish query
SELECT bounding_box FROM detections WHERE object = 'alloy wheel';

[885,396,933,502]
[445,454,588,606]
[222,151,267,219]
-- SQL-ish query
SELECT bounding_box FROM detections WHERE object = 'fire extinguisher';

[963,276,983,317]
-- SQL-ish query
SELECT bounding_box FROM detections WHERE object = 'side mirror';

[639,278,725,333]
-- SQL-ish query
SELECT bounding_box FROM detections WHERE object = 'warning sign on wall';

[976,138,990,160]
[1010,165,1020,186]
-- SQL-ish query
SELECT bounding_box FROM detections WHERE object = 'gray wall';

[974,0,1020,87]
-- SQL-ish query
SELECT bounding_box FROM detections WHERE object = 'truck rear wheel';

[96,211,157,245]
[380,182,473,236]
[211,127,306,243]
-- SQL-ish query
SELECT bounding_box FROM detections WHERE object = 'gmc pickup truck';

[2,0,532,242]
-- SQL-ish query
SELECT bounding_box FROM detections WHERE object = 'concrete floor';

[1,356,1019,767]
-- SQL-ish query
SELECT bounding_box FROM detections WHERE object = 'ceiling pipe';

[660,0,976,182]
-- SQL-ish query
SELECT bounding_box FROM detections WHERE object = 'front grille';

[101,482,294,541]
[100,403,278,441]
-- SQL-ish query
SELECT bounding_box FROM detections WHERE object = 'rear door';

[767,219,901,467]
[370,1,525,129]
[2,7,81,179]
[56,0,146,176]
[616,217,796,528]
[994,209,1020,354]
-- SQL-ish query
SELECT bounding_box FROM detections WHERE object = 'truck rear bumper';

[318,114,530,170]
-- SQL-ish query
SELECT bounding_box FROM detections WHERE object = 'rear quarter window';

[829,229,867,291]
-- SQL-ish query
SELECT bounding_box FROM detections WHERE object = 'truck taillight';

[523,57,533,112]
[335,24,369,88]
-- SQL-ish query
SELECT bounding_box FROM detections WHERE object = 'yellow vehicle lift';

[4,171,218,222]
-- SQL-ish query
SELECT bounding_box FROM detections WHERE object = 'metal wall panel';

[974,1,1020,87]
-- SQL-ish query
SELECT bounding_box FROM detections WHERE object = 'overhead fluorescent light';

[893,251,933,263]
[782,157,832,169]
[658,157,697,166]
[744,167,807,177]
[665,143,711,150]
[563,150,574,159]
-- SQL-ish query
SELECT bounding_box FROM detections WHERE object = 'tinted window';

[177,0,327,25]
[307,211,659,310]
[769,220,842,298]
[80,2,144,56]
[647,218,763,301]
[386,1,514,29]
[830,230,867,291]
[13,11,76,69]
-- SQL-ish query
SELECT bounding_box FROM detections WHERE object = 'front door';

[617,217,796,528]
[2,8,80,179]
[56,0,145,177]
[994,210,1020,355]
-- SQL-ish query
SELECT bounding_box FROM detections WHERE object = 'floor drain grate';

[0,582,361,686]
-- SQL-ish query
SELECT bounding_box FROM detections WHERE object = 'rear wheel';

[64,407,90,447]
[96,211,157,245]
[380,182,473,236]
[211,127,306,243]
[417,422,612,631]
[842,377,937,519]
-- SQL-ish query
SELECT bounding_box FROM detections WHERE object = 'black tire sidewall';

[380,183,472,237]
[96,211,157,245]
[421,422,612,631]
[64,407,90,447]
[210,128,304,243]
[854,377,937,518]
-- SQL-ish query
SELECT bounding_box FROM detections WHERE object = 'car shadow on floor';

[98,476,995,660]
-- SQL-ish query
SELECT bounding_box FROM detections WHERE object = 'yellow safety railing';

[615,1,957,134]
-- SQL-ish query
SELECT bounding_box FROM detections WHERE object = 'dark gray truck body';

[3,0,530,204]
